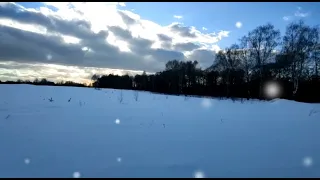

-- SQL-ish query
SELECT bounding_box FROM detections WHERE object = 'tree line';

[1,20,319,103]
[92,20,320,103]
[0,78,87,88]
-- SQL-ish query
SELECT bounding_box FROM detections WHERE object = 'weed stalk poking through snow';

[118,91,123,104]
[133,91,139,101]
[309,108,320,116]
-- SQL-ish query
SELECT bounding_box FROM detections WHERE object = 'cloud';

[202,27,207,31]
[157,34,172,42]
[294,11,309,18]
[186,49,216,68]
[294,6,309,17]
[235,21,242,29]
[118,2,126,7]
[173,42,200,52]
[283,16,290,21]
[173,15,183,19]
[169,23,197,38]
[294,6,310,17]
[0,2,230,81]
[283,7,310,21]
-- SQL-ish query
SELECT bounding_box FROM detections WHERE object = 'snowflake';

[46,54,52,61]
[263,81,282,99]
[201,99,212,108]
[193,170,205,178]
[73,171,81,178]
[302,156,313,167]
[24,158,30,165]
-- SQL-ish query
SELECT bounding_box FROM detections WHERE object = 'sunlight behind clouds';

[0,2,231,82]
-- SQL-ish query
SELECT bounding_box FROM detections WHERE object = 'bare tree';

[282,20,317,95]
[311,27,320,77]
[244,23,281,97]
[239,37,255,98]
[212,44,243,97]
[239,37,254,83]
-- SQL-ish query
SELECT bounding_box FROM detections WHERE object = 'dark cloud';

[0,2,222,79]
[187,49,216,68]
[157,34,172,42]
[108,26,133,40]
[0,25,85,65]
[173,42,200,52]
[170,23,197,38]
[0,3,93,39]
[0,24,165,72]
[128,38,154,54]
[0,4,167,72]
[149,49,185,62]
[161,42,172,49]
[118,11,136,25]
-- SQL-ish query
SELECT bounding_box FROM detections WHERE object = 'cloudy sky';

[0,2,319,84]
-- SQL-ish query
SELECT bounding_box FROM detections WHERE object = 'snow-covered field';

[0,84,319,178]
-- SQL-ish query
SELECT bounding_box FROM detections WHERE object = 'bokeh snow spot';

[117,157,122,162]
[201,99,212,108]
[46,54,52,61]
[24,158,30,165]
[115,119,120,124]
[193,170,205,178]
[73,171,81,178]
[302,156,313,167]
[264,81,282,99]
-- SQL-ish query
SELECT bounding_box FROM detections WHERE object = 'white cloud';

[202,27,207,31]
[282,16,290,21]
[294,11,309,18]
[294,6,309,17]
[235,21,242,29]
[283,7,310,21]
[173,15,183,19]
[118,2,126,7]
[0,2,230,82]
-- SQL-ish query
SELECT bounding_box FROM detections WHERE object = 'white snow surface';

[0,84,320,178]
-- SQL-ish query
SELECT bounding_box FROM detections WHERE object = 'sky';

[0,2,319,84]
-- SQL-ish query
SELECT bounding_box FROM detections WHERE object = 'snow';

[0,84,320,178]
